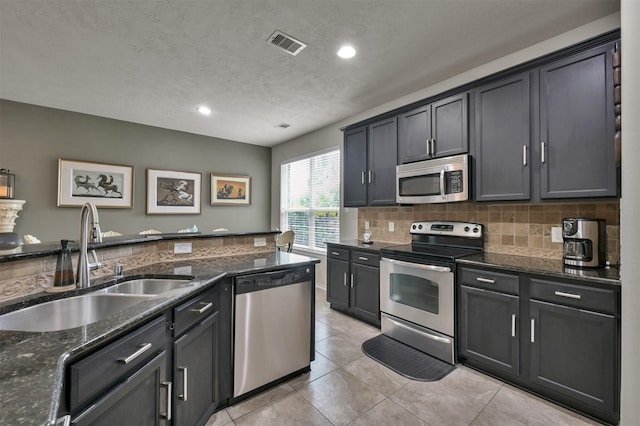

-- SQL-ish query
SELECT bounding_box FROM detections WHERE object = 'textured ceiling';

[0,0,619,147]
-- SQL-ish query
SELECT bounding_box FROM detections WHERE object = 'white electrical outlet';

[389,222,395,232]
[173,265,193,275]
[174,242,192,254]
[365,220,370,230]
[254,237,266,247]
[551,226,563,243]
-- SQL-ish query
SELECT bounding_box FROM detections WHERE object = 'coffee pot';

[562,218,606,268]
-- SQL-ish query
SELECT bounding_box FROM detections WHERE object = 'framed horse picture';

[57,159,134,208]
[146,169,201,214]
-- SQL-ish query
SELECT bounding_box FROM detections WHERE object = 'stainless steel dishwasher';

[233,266,313,398]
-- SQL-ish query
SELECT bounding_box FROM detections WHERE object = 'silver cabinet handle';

[343,272,347,287]
[523,145,528,166]
[117,342,152,365]
[350,274,354,288]
[511,314,516,338]
[430,139,436,156]
[476,277,495,284]
[426,138,431,156]
[358,256,369,261]
[368,170,373,184]
[541,142,546,163]
[361,171,365,185]
[440,168,446,199]
[331,251,340,256]
[178,366,188,401]
[191,302,213,314]
[530,319,535,343]
[161,381,172,420]
[554,291,582,300]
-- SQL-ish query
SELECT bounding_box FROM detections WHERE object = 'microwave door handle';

[440,168,446,199]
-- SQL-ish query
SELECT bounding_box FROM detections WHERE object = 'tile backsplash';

[358,201,620,263]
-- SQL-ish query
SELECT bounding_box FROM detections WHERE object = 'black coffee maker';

[562,218,606,268]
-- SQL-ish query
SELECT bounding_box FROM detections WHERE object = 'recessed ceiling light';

[197,106,212,116]
[337,45,356,59]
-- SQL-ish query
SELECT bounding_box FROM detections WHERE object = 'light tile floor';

[206,287,604,426]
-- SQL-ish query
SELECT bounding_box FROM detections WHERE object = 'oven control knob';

[464,226,470,232]
[473,227,479,233]
[418,224,423,230]
[412,224,417,230]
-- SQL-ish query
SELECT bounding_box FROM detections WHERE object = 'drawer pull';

[511,314,516,338]
[343,272,347,287]
[358,256,369,261]
[117,342,152,365]
[178,366,188,401]
[192,302,213,314]
[351,274,354,288]
[331,251,340,256]
[530,319,535,343]
[554,291,582,300]
[476,277,495,284]
[161,381,172,420]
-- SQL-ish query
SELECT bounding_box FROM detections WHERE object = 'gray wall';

[0,100,271,242]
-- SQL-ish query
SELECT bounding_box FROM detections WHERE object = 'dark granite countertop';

[0,251,319,426]
[0,230,279,263]
[327,239,401,252]
[457,252,620,287]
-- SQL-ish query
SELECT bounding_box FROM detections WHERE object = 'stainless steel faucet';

[77,202,103,288]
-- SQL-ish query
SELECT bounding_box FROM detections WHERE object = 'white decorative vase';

[0,199,26,232]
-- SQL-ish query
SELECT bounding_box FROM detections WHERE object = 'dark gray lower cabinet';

[530,300,617,419]
[71,351,169,426]
[326,245,380,327]
[457,265,620,425]
[459,285,519,376]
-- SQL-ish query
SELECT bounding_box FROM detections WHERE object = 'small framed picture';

[146,169,201,214]
[58,159,134,208]
[211,174,251,206]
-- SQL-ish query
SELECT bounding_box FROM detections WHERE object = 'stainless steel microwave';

[396,154,469,204]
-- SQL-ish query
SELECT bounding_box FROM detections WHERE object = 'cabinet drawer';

[352,251,379,267]
[327,247,350,260]
[530,278,618,314]
[69,315,167,411]
[458,267,520,295]
[174,286,218,336]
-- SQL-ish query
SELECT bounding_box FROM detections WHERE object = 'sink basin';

[101,279,192,295]
[0,294,155,332]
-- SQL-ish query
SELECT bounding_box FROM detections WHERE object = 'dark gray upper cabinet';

[474,73,531,201]
[539,42,617,198]
[343,118,397,207]
[398,93,468,164]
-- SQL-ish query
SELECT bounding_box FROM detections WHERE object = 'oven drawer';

[327,247,350,260]
[459,267,520,295]
[352,251,379,267]
[530,278,618,314]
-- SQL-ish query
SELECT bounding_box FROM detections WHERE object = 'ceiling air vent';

[275,122,291,129]
[267,30,306,56]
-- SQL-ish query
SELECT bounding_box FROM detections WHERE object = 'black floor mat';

[361,335,455,382]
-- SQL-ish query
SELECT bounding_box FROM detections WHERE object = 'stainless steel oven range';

[380,221,484,365]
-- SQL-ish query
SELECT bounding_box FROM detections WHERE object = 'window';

[281,148,340,252]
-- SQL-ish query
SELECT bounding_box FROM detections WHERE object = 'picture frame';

[211,174,251,206]
[57,159,134,208]
[146,169,202,214]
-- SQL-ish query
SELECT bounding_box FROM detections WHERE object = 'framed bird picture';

[57,159,134,208]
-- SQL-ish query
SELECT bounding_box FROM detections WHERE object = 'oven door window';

[389,272,439,314]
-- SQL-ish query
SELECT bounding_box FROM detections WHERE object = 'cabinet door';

[530,300,617,417]
[327,257,350,310]
[174,312,219,426]
[432,93,468,158]
[367,117,398,205]
[474,73,531,201]
[351,262,380,327]
[459,285,519,377]
[71,351,169,426]
[539,43,616,198]
[398,104,431,164]
[343,126,368,207]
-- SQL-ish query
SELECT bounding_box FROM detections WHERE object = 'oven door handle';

[381,258,451,273]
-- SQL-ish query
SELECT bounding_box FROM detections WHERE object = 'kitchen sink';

[0,294,155,332]
[101,278,193,295]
